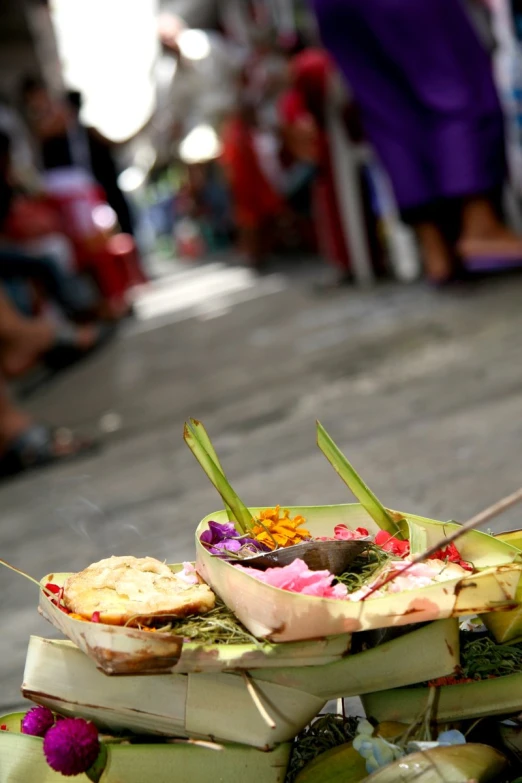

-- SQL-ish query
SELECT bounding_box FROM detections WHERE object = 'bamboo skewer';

[362,487,522,600]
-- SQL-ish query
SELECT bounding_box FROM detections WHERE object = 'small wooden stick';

[242,671,276,729]
[362,486,522,600]
[167,738,224,751]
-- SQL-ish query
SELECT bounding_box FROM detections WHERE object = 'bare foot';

[73,324,102,351]
[458,197,522,259]
[0,407,32,453]
[457,229,522,260]
[417,222,454,283]
[0,319,55,378]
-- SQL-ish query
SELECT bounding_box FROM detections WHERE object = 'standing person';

[65,91,135,237]
[311,0,522,283]
[20,80,144,310]
[0,96,40,191]
[20,79,135,237]
[221,101,285,269]
[278,48,356,284]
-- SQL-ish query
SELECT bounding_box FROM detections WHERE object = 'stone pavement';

[2,261,522,712]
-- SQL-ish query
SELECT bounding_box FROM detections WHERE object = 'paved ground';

[2,260,522,712]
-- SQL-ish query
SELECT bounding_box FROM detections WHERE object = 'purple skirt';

[311,0,506,215]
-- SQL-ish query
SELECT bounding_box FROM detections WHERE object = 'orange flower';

[252,506,310,550]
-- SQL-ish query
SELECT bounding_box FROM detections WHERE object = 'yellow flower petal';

[251,508,310,549]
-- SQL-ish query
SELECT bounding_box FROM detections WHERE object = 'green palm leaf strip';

[316,421,401,536]
[189,419,234,521]
[184,420,253,533]
[405,520,428,555]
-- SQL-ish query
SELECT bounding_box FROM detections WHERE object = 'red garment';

[2,197,62,240]
[279,49,351,272]
[4,189,144,304]
[221,116,283,230]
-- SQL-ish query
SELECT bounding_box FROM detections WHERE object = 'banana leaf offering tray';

[38,565,352,676]
[3,418,522,782]
[6,618,522,783]
[0,711,291,783]
[188,420,522,642]
[13,418,519,674]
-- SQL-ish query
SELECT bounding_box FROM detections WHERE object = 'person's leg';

[0,376,31,453]
[0,372,97,472]
[312,0,513,269]
[416,223,454,283]
[0,285,56,376]
[0,284,104,378]
[103,184,135,236]
[240,224,265,269]
[311,0,437,212]
[315,0,506,198]
[0,247,98,320]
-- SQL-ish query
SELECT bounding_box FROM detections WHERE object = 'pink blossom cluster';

[177,562,200,585]
[317,524,370,541]
[235,558,348,598]
[347,560,451,601]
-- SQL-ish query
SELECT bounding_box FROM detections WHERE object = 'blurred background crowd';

[1,0,522,476]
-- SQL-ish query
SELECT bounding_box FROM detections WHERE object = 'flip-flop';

[0,424,99,478]
[461,255,522,273]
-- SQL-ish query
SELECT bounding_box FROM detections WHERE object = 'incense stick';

[0,557,57,600]
[362,486,522,600]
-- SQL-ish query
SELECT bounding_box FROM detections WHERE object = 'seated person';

[0,285,98,477]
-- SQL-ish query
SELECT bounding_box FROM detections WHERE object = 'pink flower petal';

[333,525,369,541]
[234,559,348,599]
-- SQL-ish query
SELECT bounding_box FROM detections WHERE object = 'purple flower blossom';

[210,538,243,553]
[43,717,100,777]
[200,521,239,546]
[200,520,269,557]
[21,706,55,737]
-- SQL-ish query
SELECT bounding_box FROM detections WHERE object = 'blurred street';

[2,263,522,711]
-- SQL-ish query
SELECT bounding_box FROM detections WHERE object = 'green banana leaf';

[316,422,400,535]
[0,714,291,783]
[196,504,522,642]
[39,565,352,675]
[483,529,522,643]
[362,672,522,724]
[23,621,457,745]
[253,620,459,698]
[23,636,325,748]
[496,529,522,549]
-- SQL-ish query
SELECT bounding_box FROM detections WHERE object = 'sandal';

[0,424,99,478]
[460,254,522,273]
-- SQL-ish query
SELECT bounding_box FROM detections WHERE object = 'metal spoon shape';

[240,538,371,575]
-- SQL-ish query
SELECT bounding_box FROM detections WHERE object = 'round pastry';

[63,555,215,625]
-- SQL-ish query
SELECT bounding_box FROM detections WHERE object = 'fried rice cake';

[63,555,215,625]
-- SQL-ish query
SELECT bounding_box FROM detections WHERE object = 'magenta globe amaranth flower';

[21,706,55,737]
[43,717,100,776]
